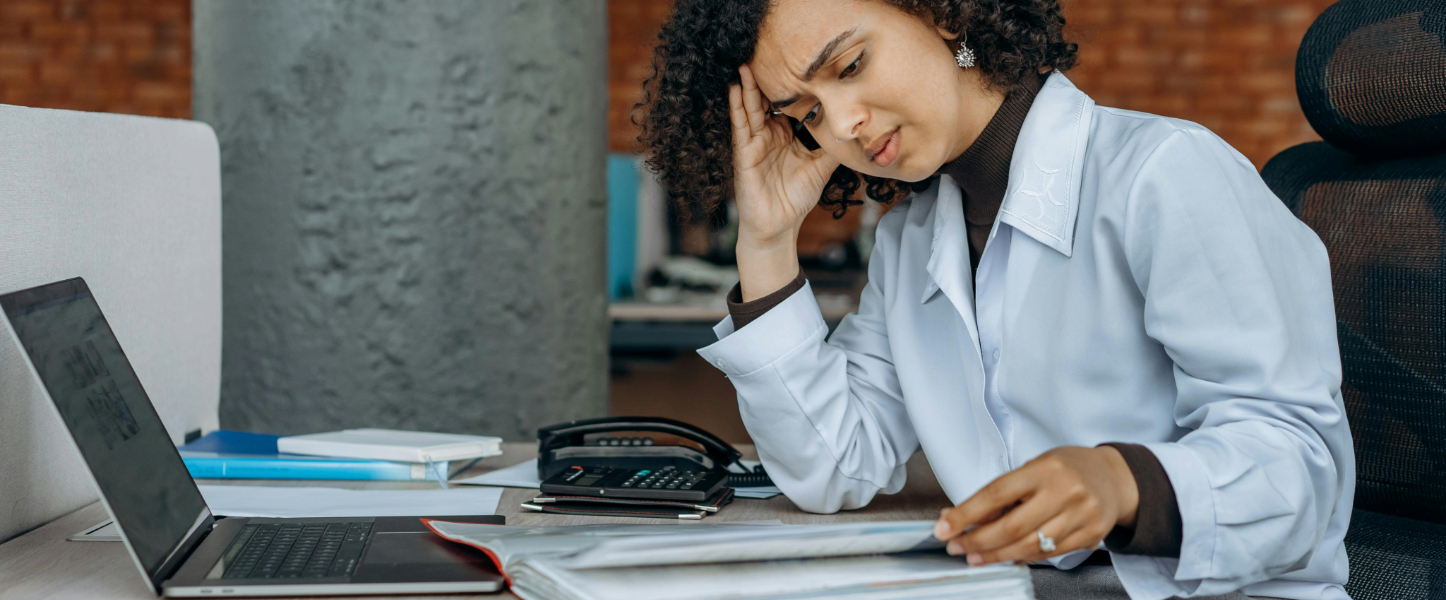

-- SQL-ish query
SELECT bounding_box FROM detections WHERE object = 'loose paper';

[198,485,503,518]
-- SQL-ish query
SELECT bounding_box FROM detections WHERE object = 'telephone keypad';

[540,464,727,502]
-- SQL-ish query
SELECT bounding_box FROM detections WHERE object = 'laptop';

[0,278,506,597]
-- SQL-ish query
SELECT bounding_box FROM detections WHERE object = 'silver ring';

[1037,529,1056,553]
[835,138,845,143]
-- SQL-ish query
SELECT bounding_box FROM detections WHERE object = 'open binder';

[421,520,1035,600]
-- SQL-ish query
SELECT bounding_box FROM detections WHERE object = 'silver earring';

[955,34,976,69]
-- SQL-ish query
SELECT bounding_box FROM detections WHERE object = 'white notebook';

[277,428,503,463]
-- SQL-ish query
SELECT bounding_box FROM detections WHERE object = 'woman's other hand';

[932,446,1140,565]
[729,63,840,301]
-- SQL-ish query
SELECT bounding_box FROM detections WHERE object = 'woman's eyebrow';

[803,26,858,81]
[770,26,859,110]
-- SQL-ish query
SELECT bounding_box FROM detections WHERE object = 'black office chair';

[1261,1,1446,597]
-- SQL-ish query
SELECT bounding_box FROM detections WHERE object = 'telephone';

[537,416,772,502]
[786,115,821,151]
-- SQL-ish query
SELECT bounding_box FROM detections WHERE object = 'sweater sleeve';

[1101,442,1183,558]
[726,270,807,329]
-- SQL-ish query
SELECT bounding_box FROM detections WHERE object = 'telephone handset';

[537,416,772,502]
[785,115,820,151]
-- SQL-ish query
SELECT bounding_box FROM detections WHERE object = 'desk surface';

[0,442,951,600]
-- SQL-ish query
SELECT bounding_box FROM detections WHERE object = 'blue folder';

[177,430,462,481]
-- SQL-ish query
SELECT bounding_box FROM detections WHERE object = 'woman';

[637,1,1354,599]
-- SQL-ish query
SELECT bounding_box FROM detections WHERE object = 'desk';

[0,442,951,600]
[609,272,864,352]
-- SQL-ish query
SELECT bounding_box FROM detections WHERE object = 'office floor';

[609,352,752,444]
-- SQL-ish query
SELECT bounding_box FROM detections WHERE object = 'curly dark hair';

[636,0,1078,219]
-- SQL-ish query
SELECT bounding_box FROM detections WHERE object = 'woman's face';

[749,0,1003,182]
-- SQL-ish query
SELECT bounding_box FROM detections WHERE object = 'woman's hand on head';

[729,64,840,300]
[932,446,1140,566]
[729,64,840,251]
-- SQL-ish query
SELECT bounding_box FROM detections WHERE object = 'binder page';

[559,521,945,569]
[422,521,785,572]
[512,554,1030,600]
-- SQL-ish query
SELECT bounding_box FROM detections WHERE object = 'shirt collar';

[921,72,1096,309]
[994,71,1095,258]
[935,73,1044,227]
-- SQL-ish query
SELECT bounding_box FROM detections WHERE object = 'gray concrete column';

[193,0,609,440]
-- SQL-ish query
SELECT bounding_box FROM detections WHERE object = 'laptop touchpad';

[352,532,499,583]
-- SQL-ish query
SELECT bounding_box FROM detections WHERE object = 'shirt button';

[991,349,1001,362]
[716,359,728,370]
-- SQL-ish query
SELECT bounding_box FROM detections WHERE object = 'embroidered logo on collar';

[1004,161,1067,238]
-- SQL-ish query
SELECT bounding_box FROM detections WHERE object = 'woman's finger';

[946,492,1060,556]
[968,509,1088,566]
[738,64,767,134]
[1045,522,1110,562]
[728,84,751,146]
[1014,513,1105,564]
[936,470,1037,540]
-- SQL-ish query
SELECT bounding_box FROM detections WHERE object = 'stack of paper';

[278,428,502,463]
[178,430,467,481]
[197,485,503,518]
[424,520,1034,600]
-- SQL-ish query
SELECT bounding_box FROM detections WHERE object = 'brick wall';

[0,0,1331,167]
[1064,0,1335,168]
[606,0,1336,168]
[0,0,191,119]
[608,0,673,153]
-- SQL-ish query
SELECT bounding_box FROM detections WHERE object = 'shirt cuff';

[726,270,806,330]
[698,280,826,377]
[1100,442,1183,558]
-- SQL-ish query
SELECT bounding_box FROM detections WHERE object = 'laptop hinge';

[152,511,216,590]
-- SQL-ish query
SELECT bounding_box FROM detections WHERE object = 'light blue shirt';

[699,73,1354,600]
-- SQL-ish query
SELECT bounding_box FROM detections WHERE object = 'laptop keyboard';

[220,522,372,579]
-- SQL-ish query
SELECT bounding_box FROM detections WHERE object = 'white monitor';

[0,105,221,543]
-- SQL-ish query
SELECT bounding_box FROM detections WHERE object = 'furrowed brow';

[804,27,857,82]
[768,27,858,113]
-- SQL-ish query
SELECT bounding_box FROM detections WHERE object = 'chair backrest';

[0,106,221,542]
[1262,0,1446,524]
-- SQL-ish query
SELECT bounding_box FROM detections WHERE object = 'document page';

[559,520,944,569]
[198,485,503,518]
[425,520,943,571]
[514,554,1029,600]
[423,521,785,571]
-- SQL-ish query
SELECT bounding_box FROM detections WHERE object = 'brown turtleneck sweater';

[723,74,1183,559]
[939,73,1041,270]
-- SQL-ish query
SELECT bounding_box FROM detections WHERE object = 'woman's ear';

[936,26,959,42]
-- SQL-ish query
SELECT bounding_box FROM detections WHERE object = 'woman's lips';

[871,129,900,168]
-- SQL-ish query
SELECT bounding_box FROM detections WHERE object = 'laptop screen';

[0,278,209,584]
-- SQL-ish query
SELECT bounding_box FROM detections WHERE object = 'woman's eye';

[803,104,820,123]
[840,53,862,78]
